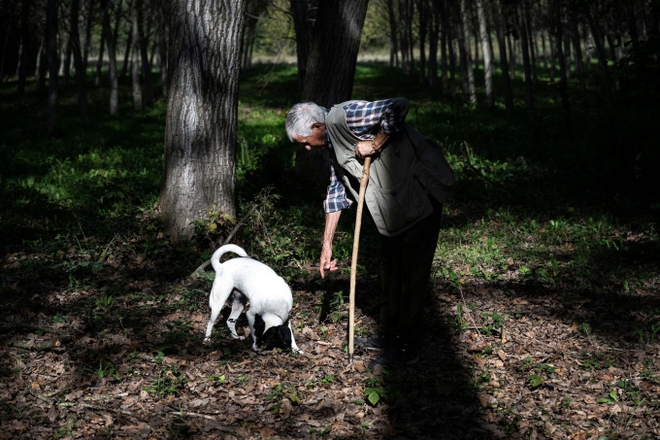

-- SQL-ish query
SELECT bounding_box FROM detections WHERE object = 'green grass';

[1,59,659,341]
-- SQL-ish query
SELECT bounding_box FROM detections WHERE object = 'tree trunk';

[17,0,31,97]
[524,0,537,84]
[121,26,132,78]
[160,0,246,242]
[496,0,513,114]
[290,0,317,95]
[137,0,154,106]
[70,0,88,121]
[476,0,493,107]
[46,0,59,134]
[517,0,535,123]
[302,0,369,107]
[131,0,142,111]
[387,0,399,67]
[83,0,95,72]
[553,0,571,132]
[417,0,427,84]
[94,24,105,85]
[37,33,48,94]
[458,0,476,103]
[101,0,119,115]
[428,0,439,87]
[439,0,449,93]
[158,4,168,98]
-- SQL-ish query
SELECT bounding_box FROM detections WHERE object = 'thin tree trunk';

[387,0,399,67]
[458,0,476,103]
[17,0,32,96]
[137,0,154,105]
[95,27,105,85]
[417,0,427,84]
[553,0,571,131]
[570,15,585,91]
[130,0,142,111]
[70,0,88,121]
[517,0,535,123]
[0,24,11,82]
[101,0,119,115]
[83,0,95,72]
[476,0,493,107]
[37,33,48,94]
[121,26,132,77]
[439,0,449,92]
[158,4,167,98]
[496,0,513,114]
[428,0,439,87]
[47,0,59,134]
[524,0,537,84]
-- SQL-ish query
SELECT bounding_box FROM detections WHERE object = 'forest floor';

[2,227,659,440]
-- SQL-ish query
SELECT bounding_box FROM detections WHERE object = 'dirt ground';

[1,251,660,440]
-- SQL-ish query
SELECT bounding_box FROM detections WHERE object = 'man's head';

[285,102,327,150]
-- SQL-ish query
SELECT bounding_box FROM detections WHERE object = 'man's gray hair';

[285,102,326,142]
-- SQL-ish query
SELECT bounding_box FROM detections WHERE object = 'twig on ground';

[57,401,136,416]
[459,287,483,341]
[190,205,258,280]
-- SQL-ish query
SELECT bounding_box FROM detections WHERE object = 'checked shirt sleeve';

[343,98,410,139]
[323,162,353,214]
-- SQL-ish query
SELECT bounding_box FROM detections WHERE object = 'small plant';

[598,389,620,405]
[560,397,572,409]
[268,383,301,413]
[580,322,591,336]
[209,374,226,384]
[453,304,468,332]
[481,311,507,335]
[363,377,387,406]
[95,294,116,310]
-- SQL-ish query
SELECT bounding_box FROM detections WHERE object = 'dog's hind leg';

[226,292,245,340]
[204,282,233,342]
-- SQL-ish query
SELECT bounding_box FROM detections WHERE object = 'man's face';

[294,123,326,150]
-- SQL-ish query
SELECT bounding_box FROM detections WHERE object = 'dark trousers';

[378,198,443,345]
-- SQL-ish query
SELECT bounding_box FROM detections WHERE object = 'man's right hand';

[319,246,337,278]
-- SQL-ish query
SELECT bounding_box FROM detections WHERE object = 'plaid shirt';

[323,98,409,213]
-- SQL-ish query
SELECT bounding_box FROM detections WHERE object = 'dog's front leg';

[288,321,303,354]
[246,312,260,351]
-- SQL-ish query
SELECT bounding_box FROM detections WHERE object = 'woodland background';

[1,0,660,439]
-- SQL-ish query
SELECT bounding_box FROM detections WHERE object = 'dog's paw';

[231,334,245,340]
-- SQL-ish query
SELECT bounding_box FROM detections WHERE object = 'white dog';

[204,244,301,353]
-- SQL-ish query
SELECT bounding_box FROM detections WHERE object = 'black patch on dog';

[254,313,292,350]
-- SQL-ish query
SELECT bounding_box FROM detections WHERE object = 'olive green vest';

[326,102,454,237]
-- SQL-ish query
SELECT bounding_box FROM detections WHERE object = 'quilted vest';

[326,101,454,237]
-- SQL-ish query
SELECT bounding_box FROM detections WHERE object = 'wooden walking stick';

[348,156,372,363]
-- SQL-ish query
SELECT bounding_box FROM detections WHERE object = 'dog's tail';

[210,244,249,275]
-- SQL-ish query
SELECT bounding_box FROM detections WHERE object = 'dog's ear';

[253,314,265,338]
[278,326,292,348]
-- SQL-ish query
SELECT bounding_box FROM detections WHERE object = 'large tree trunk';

[476,0,493,107]
[70,0,88,121]
[160,0,246,242]
[101,0,119,115]
[46,0,59,134]
[301,0,369,107]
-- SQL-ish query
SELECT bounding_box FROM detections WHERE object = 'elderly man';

[285,98,454,366]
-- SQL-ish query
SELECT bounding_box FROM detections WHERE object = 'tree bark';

[17,0,31,97]
[476,0,493,107]
[158,3,168,98]
[553,0,571,132]
[131,0,142,111]
[458,0,476,103]
[137,0,154,106]
[301,0,369,107]
[517,0,535,123]
[46,0,59,134]
[83,0,95,73]
[70,0,88,121]
[496,0,513,114]
[290,0,317,95]
[417,0,428,84]
[101,0,119,115]
[160,0,246,242]
[387,0,399,67]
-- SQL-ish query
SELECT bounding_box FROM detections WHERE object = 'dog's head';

[254,313,292,350]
